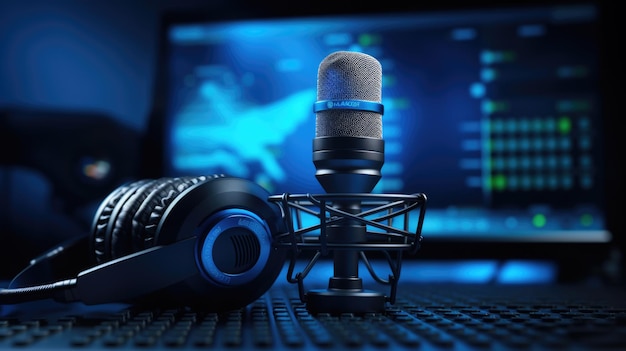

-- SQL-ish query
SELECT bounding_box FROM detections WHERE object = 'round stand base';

[305,289,386,314]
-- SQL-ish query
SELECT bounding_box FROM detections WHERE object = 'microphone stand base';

[305,289,386,314]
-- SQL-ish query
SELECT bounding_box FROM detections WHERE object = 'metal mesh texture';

[315,51,383,139]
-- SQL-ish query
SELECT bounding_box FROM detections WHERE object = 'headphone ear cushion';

[91,179,151,263]
[130,175,213,251]
[105,178,167,260]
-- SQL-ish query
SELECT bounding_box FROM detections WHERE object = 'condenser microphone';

[309,51,386,313]
[269,51,426,315]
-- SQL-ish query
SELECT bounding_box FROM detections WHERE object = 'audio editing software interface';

[163,3,609,242]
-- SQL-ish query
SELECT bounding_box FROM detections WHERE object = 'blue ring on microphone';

[313,100,384,114]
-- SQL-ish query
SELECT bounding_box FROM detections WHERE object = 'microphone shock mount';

[269,192,427,314]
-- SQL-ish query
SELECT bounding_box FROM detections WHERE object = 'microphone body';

[308,51,386,313]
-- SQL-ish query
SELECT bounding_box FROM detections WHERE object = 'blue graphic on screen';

[172,81,314,191]
[164,5,609,241]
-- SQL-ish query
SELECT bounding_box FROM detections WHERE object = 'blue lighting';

[497,260,555,283]
[288,260,558,286]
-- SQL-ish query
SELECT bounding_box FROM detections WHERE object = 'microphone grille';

[316,51,383,139]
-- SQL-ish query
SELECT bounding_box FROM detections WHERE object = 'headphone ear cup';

[89,175,286,311]
[150,176,287,310]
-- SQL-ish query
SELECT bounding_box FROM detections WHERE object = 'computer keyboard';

[1,283,625,350]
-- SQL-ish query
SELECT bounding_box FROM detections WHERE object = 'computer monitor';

[144,0,618,267]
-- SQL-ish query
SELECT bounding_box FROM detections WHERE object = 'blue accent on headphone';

[313,100,384,114]
[196,209,272,286]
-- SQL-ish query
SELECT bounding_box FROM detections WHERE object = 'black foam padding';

[130,176,211,251]
[107,179,167,260]
[91,179,151,263]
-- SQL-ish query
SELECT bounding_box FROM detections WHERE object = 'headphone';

[0,175,287,311]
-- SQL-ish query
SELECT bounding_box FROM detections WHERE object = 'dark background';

[0,0,623,280]
[0,0,233,277]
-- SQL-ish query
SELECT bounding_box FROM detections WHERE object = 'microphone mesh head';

[316,51,382,139]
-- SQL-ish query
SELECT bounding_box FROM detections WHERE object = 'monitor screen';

[155,2,611,247]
